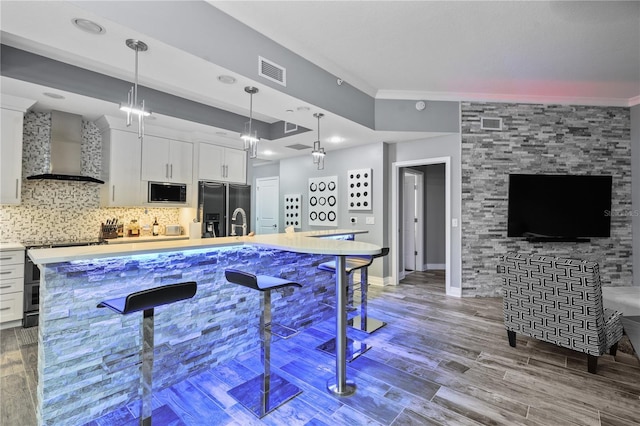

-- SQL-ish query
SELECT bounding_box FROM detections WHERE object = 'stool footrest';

[228,372,302,419]
[316,337,371,362]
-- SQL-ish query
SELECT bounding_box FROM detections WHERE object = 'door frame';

[392,156,452,296]
[402,169,425,276]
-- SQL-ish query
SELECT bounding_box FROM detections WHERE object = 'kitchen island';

[28,230,380,425]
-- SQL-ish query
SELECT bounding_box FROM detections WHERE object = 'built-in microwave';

[148,182,187,203]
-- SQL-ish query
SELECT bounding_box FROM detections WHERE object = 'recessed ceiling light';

[71,18,105,35]
[263,150,274,156]
[329,136,343,143]
[43,92,65,100]
[217,75,236,85]
[285,109,294,114]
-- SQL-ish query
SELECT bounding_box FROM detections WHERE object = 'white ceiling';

[1,1,638,161]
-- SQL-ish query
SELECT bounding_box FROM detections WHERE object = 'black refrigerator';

[198,181,251,237]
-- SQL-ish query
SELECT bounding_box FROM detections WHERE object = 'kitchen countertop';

[28,229,376,264]
[0,242,25,251]
[104,235,189,244]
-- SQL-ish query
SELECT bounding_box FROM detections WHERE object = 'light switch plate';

[452,218,458,227]
[365,216,375,225]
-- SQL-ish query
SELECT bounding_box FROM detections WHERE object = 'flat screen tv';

[507,174,612,241]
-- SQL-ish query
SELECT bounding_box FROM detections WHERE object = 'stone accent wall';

[38,245,334,425]
[0,112,179,242]
[461,102,632,297]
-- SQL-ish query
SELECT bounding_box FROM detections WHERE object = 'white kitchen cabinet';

[0,108,25,205]
[100,129,142,206]
[0,248,24,324]
[198,142,246,183]
[141,135,193,184]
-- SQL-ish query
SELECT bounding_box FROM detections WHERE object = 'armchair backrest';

[499,252,608,355]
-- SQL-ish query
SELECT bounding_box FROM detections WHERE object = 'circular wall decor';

[308,176,338,227]
[347,168,372,211]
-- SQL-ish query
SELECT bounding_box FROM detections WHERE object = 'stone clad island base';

[36,244,339,424]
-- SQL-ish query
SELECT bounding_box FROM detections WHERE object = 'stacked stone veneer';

[37,245,334,425]
[461,102,632,297]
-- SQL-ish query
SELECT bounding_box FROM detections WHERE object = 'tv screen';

[507,174,612,240]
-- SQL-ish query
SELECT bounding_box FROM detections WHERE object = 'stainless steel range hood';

[27,110,104,184]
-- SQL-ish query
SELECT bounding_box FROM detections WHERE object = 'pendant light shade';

[119,39,150,140]
[311,113,325,170]
[240,86,259,159]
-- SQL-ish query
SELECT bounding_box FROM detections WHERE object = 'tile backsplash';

[0,112,180,243]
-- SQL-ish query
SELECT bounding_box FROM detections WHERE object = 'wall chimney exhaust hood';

[27,110,104,184]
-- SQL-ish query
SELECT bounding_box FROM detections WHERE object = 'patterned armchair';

[499,252,624,373]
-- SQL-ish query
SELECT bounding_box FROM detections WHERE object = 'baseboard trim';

[0,319,23,330]
[353,271,394,287]
[424,263,446,270]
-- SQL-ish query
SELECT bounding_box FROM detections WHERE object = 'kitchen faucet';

[230,207,247,236]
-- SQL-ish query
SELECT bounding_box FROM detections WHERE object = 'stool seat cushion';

[225,269,301,292]
[97,281,197,314]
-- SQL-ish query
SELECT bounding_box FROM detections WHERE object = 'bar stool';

[315,256,375,361]
[97,281,197,426]
[224,269,302,418]
[349,247,389,333]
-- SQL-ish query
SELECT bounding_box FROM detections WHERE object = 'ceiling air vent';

[259,56,286,86]
[480,117,503,131]
[284,122,298,133]
[286,143,312,150]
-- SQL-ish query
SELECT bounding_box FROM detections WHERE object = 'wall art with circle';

[284,194,302,229]
[347,168,372,210]
[308,176,338,227]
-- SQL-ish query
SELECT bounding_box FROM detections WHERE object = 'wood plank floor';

[2,270,639,425]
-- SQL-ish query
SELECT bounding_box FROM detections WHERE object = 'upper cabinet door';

[198,143,225,181]
[168,140,193,184]
[0,109,24,205]
[224,148,246,184]
[141,135,171,182]
[100,129,142,207]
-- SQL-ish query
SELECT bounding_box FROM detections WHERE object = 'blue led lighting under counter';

[36,244,338,425]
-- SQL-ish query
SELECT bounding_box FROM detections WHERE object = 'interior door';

[256,176,279,234]
[403,172,417,271]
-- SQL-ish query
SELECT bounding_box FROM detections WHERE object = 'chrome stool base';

[316,337,371,362]
[348,316,387,334]
[228,372,302,419]
[327,378,356,397]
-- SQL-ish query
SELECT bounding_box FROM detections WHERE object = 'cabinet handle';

[15,179,19,198]
[225,165,228,178]
[112,185,115,202]
[0,285,11,289]
[0,307,10,311]
[0,257,11,261]
[221,164,224,177]
[0,271,11,275]
[170,164,173,179]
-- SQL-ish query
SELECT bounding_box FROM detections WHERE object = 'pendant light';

[240,86,259,159]
[311,113,326,170]
[120,39,150,141]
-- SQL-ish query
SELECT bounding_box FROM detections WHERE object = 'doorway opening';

[392,157,452,296]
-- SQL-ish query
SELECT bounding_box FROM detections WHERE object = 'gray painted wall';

[391,133,463,289]
[632,104,639,287]
[279,143,386,278]
[461,102,632,296]
[424,164,446,266]
[375,99,460,133]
